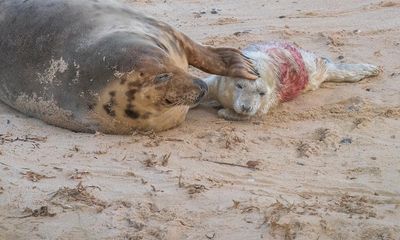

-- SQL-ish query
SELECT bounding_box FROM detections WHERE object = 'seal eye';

[236,83,243,89]
[259,92,266,96]
[165,99,174,105]
[154,73,173,84]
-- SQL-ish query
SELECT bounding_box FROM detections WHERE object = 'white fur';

[203,42,381,121]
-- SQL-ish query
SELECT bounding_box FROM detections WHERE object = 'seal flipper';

[178,34,259,80]
[324,62,381,83]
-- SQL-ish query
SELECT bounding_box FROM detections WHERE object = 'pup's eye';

[259,92,266,96]
[236,83,243,89]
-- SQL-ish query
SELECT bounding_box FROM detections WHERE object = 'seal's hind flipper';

[324,62,381,83]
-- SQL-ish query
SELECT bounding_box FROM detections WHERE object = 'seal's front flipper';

[209,47,260,80]
[182,36,259,80]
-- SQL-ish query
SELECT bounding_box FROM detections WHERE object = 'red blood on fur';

[275,43,309,101]
[245,42,309,102]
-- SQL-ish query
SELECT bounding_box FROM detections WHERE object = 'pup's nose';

[241,105,252,113]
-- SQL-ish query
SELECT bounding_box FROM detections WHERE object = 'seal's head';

[128,68,207,115]
[94,55,208,133]
[212,50,279,118]
[152,70,208,108]
[130,67,207,131]
[224,77,268,116]
[128,48,208,110]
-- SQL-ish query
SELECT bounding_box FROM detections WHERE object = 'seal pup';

[203,41,381,120]
[0,0,258,134]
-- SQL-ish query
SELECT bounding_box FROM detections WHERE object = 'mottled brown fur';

[0,0,258,134]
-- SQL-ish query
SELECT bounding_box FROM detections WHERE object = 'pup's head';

[216,50,275,117]
[228,78,268,116]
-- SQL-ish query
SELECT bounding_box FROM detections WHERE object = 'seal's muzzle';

[193,78,208,103]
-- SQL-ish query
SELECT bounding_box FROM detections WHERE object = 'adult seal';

[0,0,258,134]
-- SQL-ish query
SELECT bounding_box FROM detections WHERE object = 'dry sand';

[1,0,400,239]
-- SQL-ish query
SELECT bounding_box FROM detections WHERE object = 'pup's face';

[231,78,268,116]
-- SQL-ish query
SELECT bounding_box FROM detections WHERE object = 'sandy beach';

[1,0,399,239]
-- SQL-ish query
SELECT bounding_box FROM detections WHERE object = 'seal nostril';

[195,88,206,103]
[193,78,208,103]
[193,78,208,92]
[241,105,251,112]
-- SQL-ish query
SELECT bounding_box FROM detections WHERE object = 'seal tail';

[324,61,381,83]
